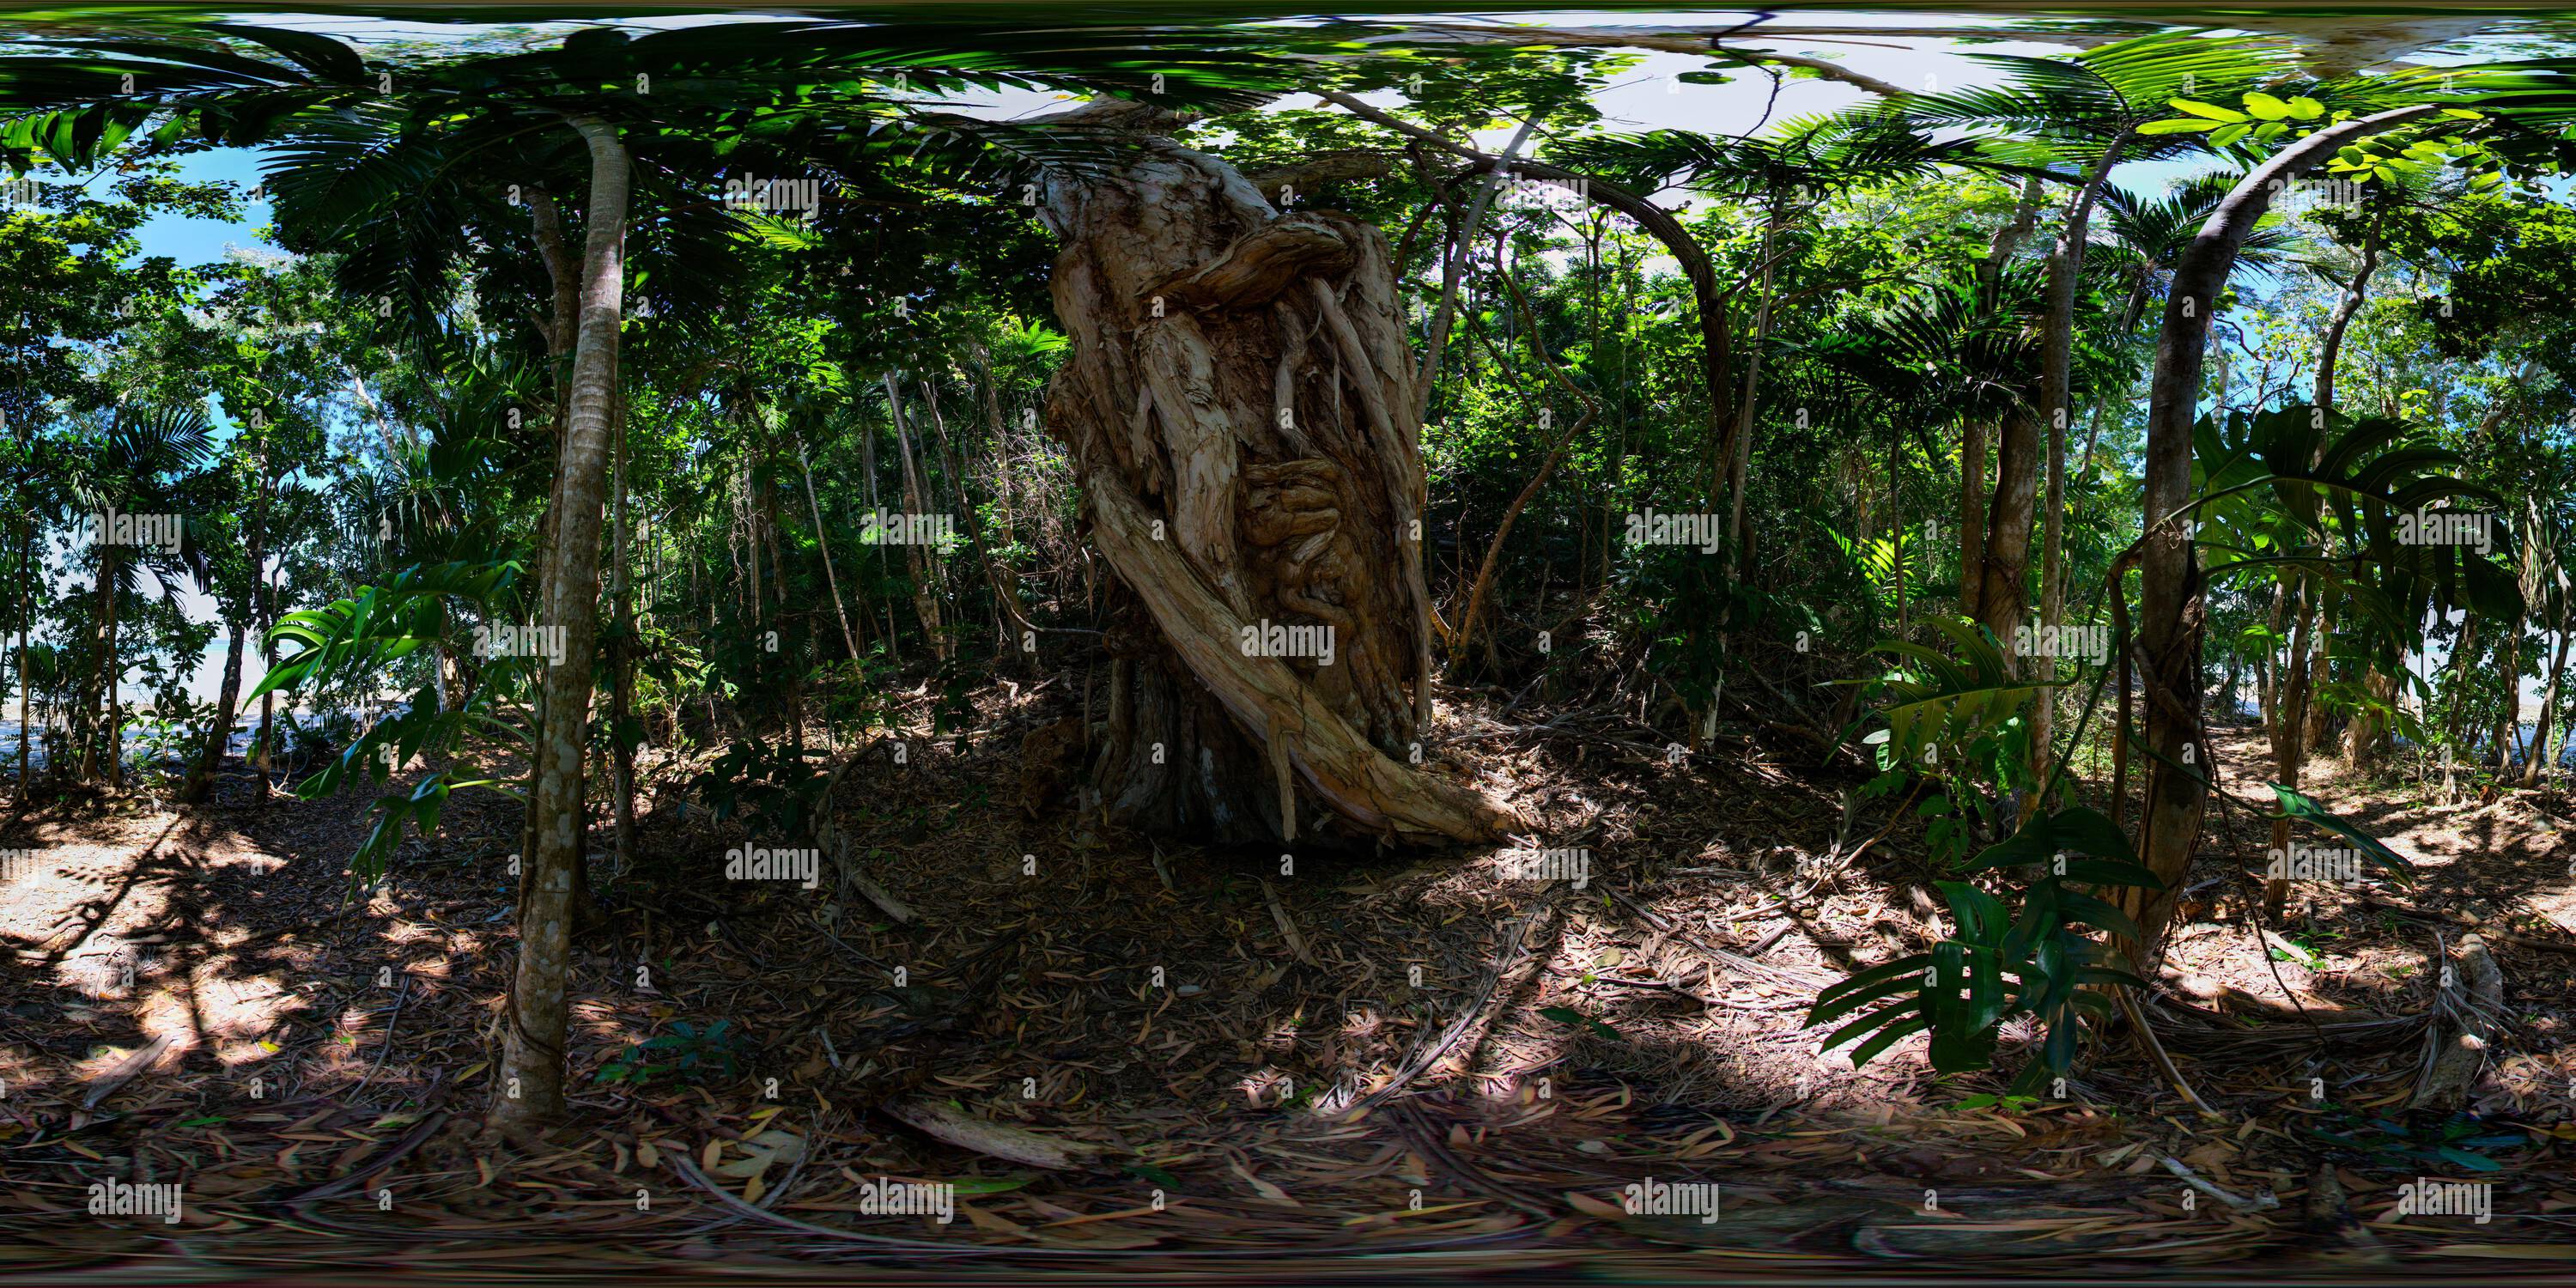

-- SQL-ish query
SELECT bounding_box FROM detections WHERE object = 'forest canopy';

[3,5,2574,1273]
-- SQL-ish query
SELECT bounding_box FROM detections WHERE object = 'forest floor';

[3,677,2574,1279]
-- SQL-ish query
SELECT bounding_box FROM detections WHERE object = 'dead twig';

[2159,1153,2278,1212]
[346,976,412,1099]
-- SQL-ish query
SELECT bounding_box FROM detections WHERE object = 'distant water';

[0,711,301,771]
[2212,690,2569,767]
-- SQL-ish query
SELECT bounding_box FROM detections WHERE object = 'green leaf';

[1813,951,1933,1012]
[2240,91,2291,120]
[1537,1005,1623,1042]
[2057,890,2146,942]
[1936,879,2008,944]
[2169,99,2248,123]
[2136,117,2219,135]
[1959,806,2150,879]
[2268,785,2414,884]
[1850,1014,1930,1068]
[2206,122,2251,148]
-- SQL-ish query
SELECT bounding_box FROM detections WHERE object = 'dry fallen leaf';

[1564,1191,1627,1219]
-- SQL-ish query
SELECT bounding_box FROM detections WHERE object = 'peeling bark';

[1039,138,1511,844]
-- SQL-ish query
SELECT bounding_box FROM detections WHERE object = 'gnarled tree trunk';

[2123,104,2439,969]
[1038,133,1510,846]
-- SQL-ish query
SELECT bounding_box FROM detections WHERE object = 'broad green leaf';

[2268,785,2414,884]
[2169,99,2248,123]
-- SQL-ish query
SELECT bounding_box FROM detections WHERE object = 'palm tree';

[1890,34,2303,793]
[58,404,213,788]
[1552,113,2014,571]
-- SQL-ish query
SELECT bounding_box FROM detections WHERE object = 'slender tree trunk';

[1036,123,1510,843]
[495,116,630,1139]
[609,381,636,881]
[16,522,32,802]
[2314,217,2379,411]
[76,550,112,783]
[853,383,898,665]
[2443,617,2479,801]
[1959,176,2042,628]
[2523,613,2568,788]
[1451,270,1595,664]
[1320,92,1732,546]
[517,187,582,916]
[2494,629,2523,773]
[2263,584,2319,921]
[103,551,122,789]
[880,373,950,662]
[2122,105,2441,968]
[2029,138,2126,793]
[185,453,271,804]
[1960,420,1988,622]
[1416,118,1535,427]
[920,379,1036,665]
[1723,189,1783,577]
[2302,598,2336,750]
[797,437,860,663]
[254,553,276,794]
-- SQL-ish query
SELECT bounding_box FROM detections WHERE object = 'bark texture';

[2123,105,2439,968]
[493,117,629,1137]
[1039,138,1511,845]
[2029,139,2125,792]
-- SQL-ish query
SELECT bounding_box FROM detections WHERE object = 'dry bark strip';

[2410,933,2503,1109]
[883,1098,1105,1170]
[79,1033,175,1110]
[1085,465,1516,844]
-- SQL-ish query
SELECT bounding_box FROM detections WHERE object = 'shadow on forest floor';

[1,687,2572,1276]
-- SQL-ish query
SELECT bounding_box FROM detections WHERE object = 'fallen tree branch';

[2160,1153,2279,1212]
